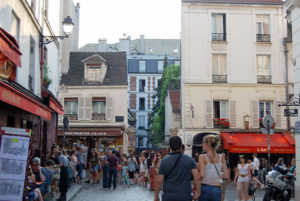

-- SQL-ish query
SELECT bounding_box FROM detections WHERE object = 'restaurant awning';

[221,132,295,154]
[0,81,51,120]
[0,27,22,67]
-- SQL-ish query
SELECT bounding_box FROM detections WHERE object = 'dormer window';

[81,54,108,83]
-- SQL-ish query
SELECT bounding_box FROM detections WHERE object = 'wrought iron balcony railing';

[212,33,226,41]
[256,34,271,42]
[212,75,227,83]
[92,113,106,120]
[257,75,272,83]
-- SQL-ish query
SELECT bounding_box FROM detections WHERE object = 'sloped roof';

[169,90,180,112]
[182,0,282,5]
[61,52,127,86]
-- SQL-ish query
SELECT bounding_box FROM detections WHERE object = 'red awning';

[221,132,295,154]
[0,27,22,67]
[0,81,51,120]
[49,97,64,115]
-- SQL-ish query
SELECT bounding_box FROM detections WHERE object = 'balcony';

[257,75,272,83]
[212,33,226,41]
[256,34,271,42]
[92,113,106,120]
[65,114,78,120]
[212,75,227,83]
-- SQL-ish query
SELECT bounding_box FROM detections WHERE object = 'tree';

[149,55,180,145]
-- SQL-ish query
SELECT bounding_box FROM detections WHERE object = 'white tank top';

[202,154,222,185]
[237,164,249,182]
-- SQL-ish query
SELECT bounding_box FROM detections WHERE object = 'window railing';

[212,75,227,83]
[65,114,78,120]
[212,33,226,41]
[257,75,272,83]
[139,105,145,111]
[256,34,271,42]
[138,126,145,130]
[92,113,106,120]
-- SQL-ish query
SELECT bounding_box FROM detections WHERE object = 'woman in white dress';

[234,155,252,201]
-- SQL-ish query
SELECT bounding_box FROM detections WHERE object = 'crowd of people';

[26,137,296,201]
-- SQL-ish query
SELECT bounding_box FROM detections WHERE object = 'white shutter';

[78,97,84,120]
[106,97,113,121]
[205,100,213,128]
[229,101,237,128]
[274,101,281,128]
[251,101,259,128]
[85,97,92,119]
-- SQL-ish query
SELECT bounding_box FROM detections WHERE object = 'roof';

[61,52,127,86]
[169,90,180,112]
[182,0,283,5]
[128,58,179,74]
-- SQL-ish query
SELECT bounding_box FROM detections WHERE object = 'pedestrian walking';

[107,150,118,190]
[252,153,263,189]
[75,146,85,183]
[122,161,130,187]
[148,153,156,191]
[198,134,228,201]
[102,150,109,188]
[128,151,137,184]
[87,148,100,184]
[234,155,251,201]
[154,136,200,201]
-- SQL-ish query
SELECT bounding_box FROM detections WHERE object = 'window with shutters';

[257,55,271,83]
[139,61,146,73]
[259,101,272,128]
[256,15,270,42]
[213,100,229,128]
[64,98,78,120]
[211,13,226,41]
[92,97,106,120]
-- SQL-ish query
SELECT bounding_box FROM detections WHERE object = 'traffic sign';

[263,115,274,128]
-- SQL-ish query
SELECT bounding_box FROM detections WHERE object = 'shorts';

[91,165,100,171]
[253,169,259,177]
[28,190,38,201]
[76,163,84,178]
[129,171,134,179]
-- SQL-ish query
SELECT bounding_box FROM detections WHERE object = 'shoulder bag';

[165,153,182,180]
[207,154,222,182]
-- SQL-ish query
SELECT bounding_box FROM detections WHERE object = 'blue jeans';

[198,184,222,201]
[108,167,117,188]
[102,165,108,188]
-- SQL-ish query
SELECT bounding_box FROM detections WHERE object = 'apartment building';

[181,0,295,157]
[58,52,128,153]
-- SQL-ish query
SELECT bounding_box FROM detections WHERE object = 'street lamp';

[42,16,74,44]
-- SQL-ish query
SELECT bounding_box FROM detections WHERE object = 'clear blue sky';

[76,0,181,47]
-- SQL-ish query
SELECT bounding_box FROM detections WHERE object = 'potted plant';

[214,118,230,129]
[43,63,52,88]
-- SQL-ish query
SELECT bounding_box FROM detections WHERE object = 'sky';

[75,0,181,48]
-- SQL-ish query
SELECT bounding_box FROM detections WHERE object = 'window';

[11,11,20,43]
[139,61,146,73]
[139,80,145,92]
[139,116,146,129]
[211,13,226,41]
[158,61,164,73]
[256,15,270,42]
[174,61,180,66]
[7,116,15,127]
[212,54,227,83]
[138,137,144,147]
[214,101,228,119]
[139,97,145,110]
[64,98,78,120]
[259,101,272,127]
[29,36,35,92]
[257,55,271,83]
[86,64,102,82]
[92,97,106,120]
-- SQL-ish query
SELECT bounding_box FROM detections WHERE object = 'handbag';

[207,154,222,183]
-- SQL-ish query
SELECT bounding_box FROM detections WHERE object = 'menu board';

[0,127,31,201]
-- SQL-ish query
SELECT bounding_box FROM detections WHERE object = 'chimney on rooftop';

[98,39,107,52]
[139,35,145,54]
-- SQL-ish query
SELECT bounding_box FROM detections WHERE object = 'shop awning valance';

[0,27,22,67]
[58,127,123,137]
[221,132,295,154]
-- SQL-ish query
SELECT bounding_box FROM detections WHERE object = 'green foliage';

[43,63,52,86]
[149,55,180,145]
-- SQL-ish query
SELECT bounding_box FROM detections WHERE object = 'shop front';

[58,127,125,153]
[221,132,295,173]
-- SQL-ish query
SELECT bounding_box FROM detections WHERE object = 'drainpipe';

[283,39,290,132]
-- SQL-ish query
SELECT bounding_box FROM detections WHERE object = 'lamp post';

[40,16,74,83]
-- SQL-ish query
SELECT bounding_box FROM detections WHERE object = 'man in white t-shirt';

[252,153,263,189]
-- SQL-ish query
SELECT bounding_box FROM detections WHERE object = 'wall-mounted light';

[244,114,250,130]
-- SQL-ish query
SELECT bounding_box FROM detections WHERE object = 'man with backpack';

[154,136,200,201]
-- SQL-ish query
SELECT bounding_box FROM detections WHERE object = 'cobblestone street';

[71,182,280,201]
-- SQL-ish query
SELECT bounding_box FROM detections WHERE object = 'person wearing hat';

[234,155,251,201]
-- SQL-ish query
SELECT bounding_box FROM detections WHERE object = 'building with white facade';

[285,0,300,197]
[128,54,180,148]
[181,0,295,159]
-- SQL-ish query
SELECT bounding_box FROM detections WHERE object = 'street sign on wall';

[284,109,298,117]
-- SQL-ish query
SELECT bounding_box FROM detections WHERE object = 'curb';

[67,184,83,201]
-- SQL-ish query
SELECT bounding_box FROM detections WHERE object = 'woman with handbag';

[234,155,251,201]
[198,134,228,201]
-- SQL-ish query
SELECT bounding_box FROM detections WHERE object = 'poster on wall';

[0,158,27,180]
[0,135,30,160]
[0,179,24,201]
